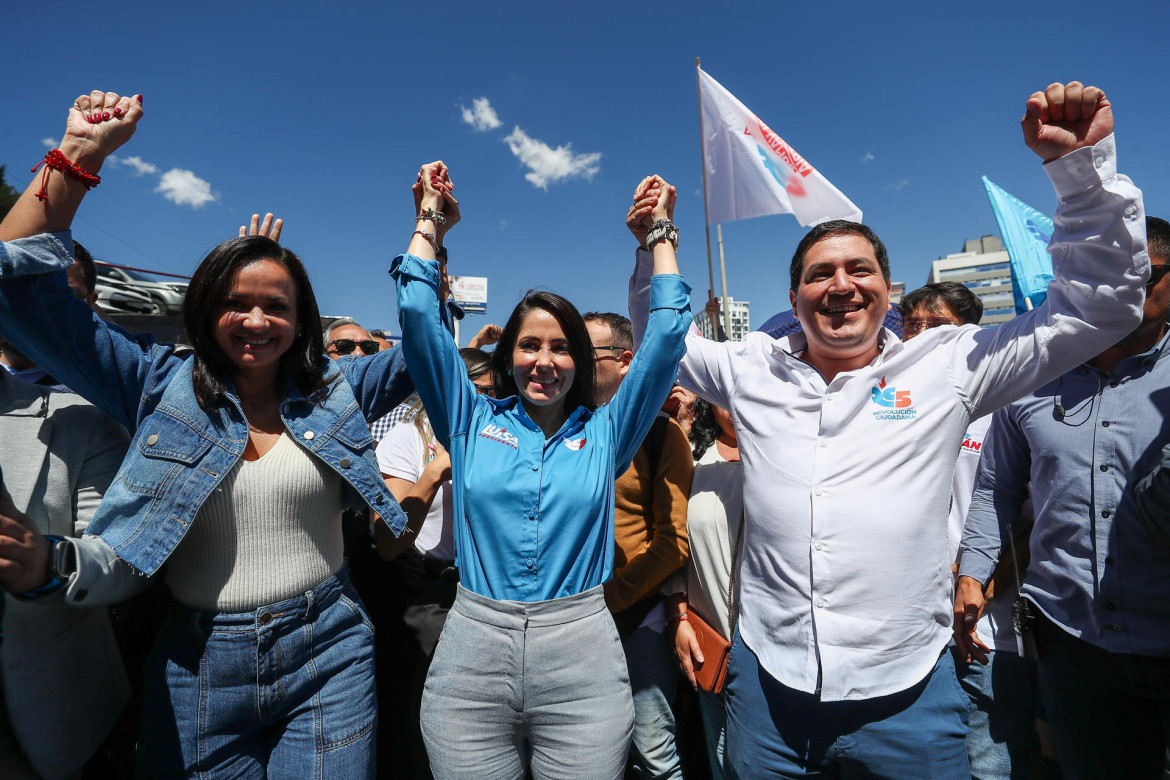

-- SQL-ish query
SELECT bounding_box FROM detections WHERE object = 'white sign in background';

[450,275,487,313]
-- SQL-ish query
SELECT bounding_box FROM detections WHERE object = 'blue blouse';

[391,253,690,601]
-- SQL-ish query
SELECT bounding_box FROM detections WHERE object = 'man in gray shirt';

[956,218,1170,779]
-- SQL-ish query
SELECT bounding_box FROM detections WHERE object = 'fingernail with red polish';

[113,108,123,117]
[136,95,143,104]
[102,112,110,120]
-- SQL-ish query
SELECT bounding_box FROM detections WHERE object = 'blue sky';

[3,1,1168,340]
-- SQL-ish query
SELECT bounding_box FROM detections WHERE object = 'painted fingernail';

[113,108,123,117]
[102,112,110,120]
[136,95,143,104]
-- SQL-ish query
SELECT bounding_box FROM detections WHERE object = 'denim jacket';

[0,232,411,588]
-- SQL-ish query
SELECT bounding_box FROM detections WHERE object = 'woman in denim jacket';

[394,164,690,779]
[0,92,413,778]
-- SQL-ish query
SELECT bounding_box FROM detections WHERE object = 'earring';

[506,368,512,376]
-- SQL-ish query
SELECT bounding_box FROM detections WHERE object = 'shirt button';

[1110,381,1119,388]
[1109,623,1126,632]
[1106,603,1116,611]
[1093,156,1104,169]
[1124,204,1137,217]
[526,559,535,569]
[819,440,828,448]
[816,598,826,608]
[1100,465,1109,472]
[814,542,824,551]
[375,495,385,504]
[825,395,834,402]
[1101,421,1110,428]
[339,458,351,469]
[815,488,823,496]
[531,464,539,472]
[259,612,273,625]
[304,431,315,440]
[146,434,159,446]
[1102,509,1112,518]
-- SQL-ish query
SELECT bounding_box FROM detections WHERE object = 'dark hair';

[71,241,97,296]
[789,220,890,292]
[490,290,596,412]
[459,347,492,380]
[1149,216,1170,263]
[183,236,326,411]
[582,311,633,352]
[689,397,718,459]
[898,281,984,326]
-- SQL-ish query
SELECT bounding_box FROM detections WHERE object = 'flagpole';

[695,58,718,330]
[717,224,733,338]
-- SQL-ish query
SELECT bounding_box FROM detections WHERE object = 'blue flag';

[982,177,1055,313]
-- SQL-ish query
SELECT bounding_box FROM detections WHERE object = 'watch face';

[51,540,76,579]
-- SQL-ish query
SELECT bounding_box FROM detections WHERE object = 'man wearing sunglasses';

[957,216,1170,779]
[324,317,380,359]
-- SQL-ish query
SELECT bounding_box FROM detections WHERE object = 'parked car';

[95,263,188,315]
[95,277,161,315]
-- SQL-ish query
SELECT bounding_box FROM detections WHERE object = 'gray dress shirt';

[960,331,1170,656]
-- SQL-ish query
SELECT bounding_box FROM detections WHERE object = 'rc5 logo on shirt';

[870,377,917,420]
[478,423,520,450]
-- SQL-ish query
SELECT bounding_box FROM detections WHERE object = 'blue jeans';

[1036,616,1170,780]
[697,687,728,780]
[950,647,1039,779]
[421,585,634,780]
[137,570,376,779]
[624,626,683,779]
[725,630,970,778]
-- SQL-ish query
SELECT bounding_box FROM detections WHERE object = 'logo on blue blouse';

[478,423,519,450]
[563,436,587,451]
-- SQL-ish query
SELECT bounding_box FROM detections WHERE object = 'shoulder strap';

[641,412,670,477]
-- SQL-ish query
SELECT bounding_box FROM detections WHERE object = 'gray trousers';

[421,585,635,780]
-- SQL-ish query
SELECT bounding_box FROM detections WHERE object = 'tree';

[0,166,21,222]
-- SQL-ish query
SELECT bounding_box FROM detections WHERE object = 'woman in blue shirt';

[393,165,691,779]
[0,91,413,778]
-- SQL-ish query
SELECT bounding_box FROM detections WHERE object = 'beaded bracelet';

[415,208,446,225]
[644,219,679,251]
[413,230,440,254]
[30,150,101,203]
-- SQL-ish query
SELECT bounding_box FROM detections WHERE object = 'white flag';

[699,68,862,227]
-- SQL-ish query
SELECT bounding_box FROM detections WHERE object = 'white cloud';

[861,152,875,163]
[155,168,217,208]
[460,97,503,132]
[116,156,159,176]
[503,127,601,190]
[887,178,909,193]
[41,138,56,149]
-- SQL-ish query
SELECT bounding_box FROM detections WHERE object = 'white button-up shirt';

[628,135,1147,700]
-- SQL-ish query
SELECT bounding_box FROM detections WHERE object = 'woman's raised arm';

[0,91,143,241]
[391,162,476,449]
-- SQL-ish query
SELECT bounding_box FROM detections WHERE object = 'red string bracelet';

[30,149,101,202]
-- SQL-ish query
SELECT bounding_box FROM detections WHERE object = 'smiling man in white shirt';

[627,81,1148,778]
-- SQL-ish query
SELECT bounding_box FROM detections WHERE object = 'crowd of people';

[0,79,1164,780]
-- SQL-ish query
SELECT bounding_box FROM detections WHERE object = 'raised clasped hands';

[1022,81,1112,163]
[63,91,145,167]
[413,161,460,241]
[626,175,676,247]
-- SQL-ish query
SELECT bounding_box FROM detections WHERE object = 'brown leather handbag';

[690,521,743,695]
